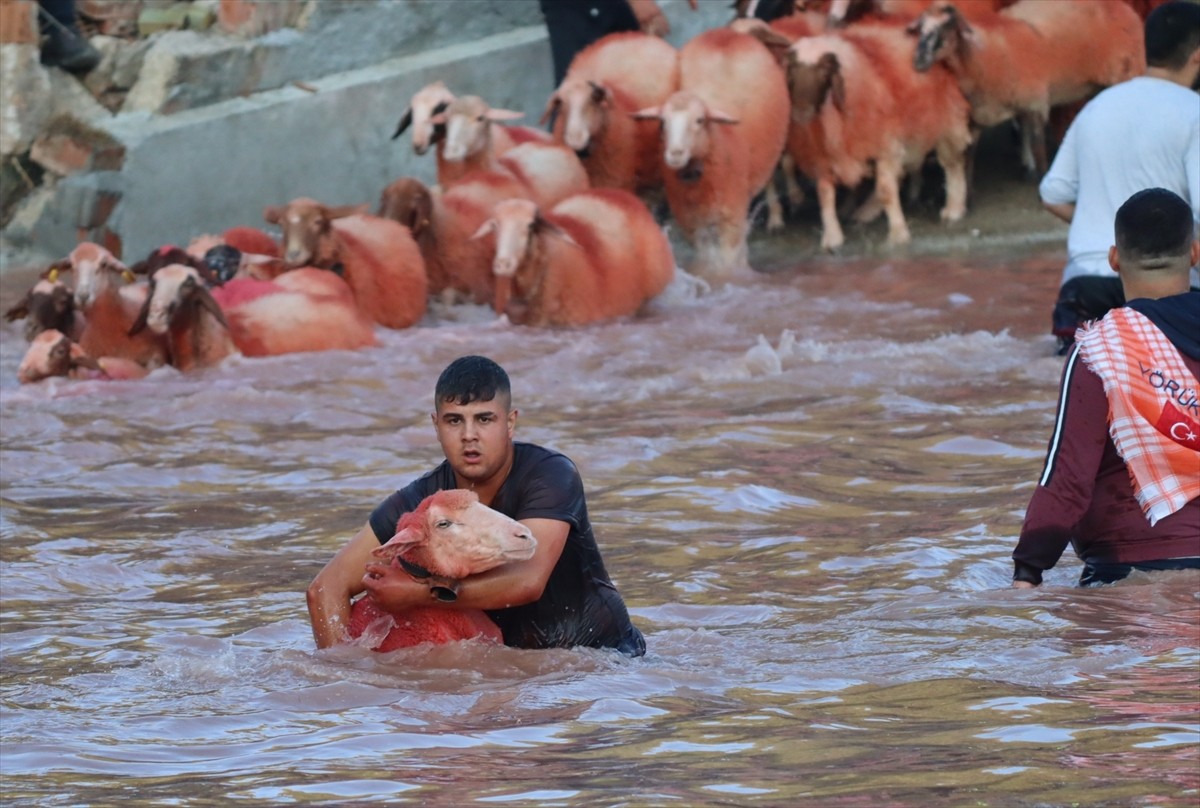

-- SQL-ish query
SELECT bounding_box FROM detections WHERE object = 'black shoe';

[40,25,101,74]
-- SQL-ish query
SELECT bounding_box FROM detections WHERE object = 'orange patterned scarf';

[1077,307,1200,526]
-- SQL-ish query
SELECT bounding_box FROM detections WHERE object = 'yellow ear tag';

[48,268,59,282]
[122,270,135,283]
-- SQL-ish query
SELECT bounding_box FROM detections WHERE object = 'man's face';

[432,396,516,486]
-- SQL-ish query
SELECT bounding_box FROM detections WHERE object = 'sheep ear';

[705,108,740,125]
[830,71,846,113]
[905,17,922,35]
[127,279,154,336]
[195,285,232,332]
[484,108,525,122]
[325,203,368,220]
[4,293,31,322]
[372,526,422,560]
[391,107,413,140]
[470,219,496,240]
[263,205,283,225]
[539,94,561,126]
[537,217,581,249]
[630,105,662,121]
[43,259,71,281]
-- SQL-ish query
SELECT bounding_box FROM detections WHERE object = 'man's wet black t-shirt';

[369,442,646,656]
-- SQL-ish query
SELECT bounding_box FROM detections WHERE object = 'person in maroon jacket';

[1013,188,1200,588]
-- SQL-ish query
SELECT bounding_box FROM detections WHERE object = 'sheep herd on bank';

[6,0,1154,385]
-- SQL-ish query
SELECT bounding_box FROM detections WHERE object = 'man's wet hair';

[1145,1,1200,70]
[435,355,511,409]
[1114,188,1195,269]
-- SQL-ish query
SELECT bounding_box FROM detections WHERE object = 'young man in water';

[306,354,646,656]
[1012,188,1200,588]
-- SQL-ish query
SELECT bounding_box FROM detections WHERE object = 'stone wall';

[0,0,727,269]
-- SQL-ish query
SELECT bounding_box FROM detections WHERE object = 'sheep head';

[392,80,455,154]
[128,264,230,337]
[541,79,612,155]
[377,177,434,238]
[731,0,799,21]
[435,95,524,162]
[632,91,739,173]
[263,197,367,268]
[786,43,846,123]
[4,278,78,342]
[471,198,578,315]
[911,2,972,72]
[16,329,102,384]
[58,242,133,309]
[371,489,536,593]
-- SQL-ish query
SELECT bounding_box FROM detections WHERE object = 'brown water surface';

[1,245,1197,806]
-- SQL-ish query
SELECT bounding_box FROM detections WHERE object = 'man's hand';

[361,561,436,613]
[1011,580,1037,589]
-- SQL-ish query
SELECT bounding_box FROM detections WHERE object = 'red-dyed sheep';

[911,0,1144,175]
[784,22,973,250]
[263,197,428,329]
[129,264,240,371]
[472,188,676,327]
[51,242,168,369]
[541,31,679,194]
[347,489,537,651]
[378,171,532,305]
[434,95,590,208]
[633,28,791,281]
[4,276,83,343]
[17,329,148,384]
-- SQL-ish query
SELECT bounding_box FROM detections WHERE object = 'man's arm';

[361,517,569,612]
[1011,348,1108,587]
[306,522,378,648]
[1042,201,1075,224]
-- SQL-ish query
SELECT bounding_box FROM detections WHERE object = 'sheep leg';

[875,159,910,247]
[936,138,969,223]
[817,177,845,253]
[1016,110,1048,179]
[764,171,786,232]
[781,154,804,207]
[851,194,884,224]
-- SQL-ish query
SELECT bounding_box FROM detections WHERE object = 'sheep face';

[550,79,611,155]
[378,177,434,237]
[647,92,740,172]
[138,265,200,334]
[371,489,537,582]
[787,44,845,123]
[264,198,365,268]
[17,329,73,383]
[437,96,524,162]
[393,81,455,155]
[5,279,76,342]
[68,243,130,309]
[912,4,968,72]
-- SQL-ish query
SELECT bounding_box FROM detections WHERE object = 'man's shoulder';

[513,441,576,471]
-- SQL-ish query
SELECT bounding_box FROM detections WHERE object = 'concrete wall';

[1,0,731,268]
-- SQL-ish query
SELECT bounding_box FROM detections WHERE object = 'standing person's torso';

[1058,77,1200,280]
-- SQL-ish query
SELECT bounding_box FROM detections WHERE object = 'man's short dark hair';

[1114,187,1195,267]
[1145,1,1200,70]
[435,355,511,408]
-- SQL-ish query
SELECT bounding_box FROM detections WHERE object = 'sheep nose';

[494,257,518,277]
[665,149,688,169]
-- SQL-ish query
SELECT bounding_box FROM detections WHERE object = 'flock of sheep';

[6,0,1153,385]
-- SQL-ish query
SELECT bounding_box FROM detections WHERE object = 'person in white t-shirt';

[1039,0,1200,355]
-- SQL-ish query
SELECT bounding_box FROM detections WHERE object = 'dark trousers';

[1079,557,1200,587]
[539,0,640,86]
